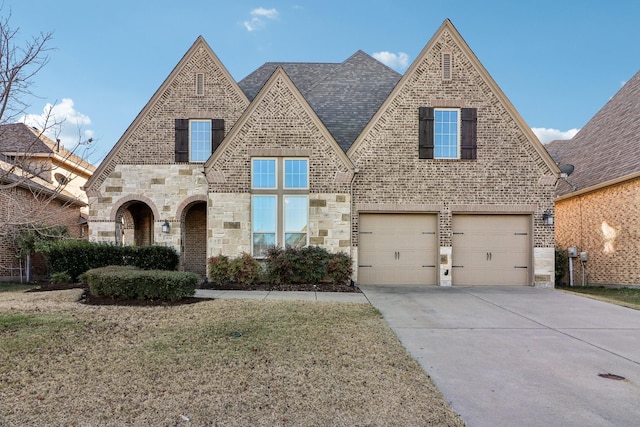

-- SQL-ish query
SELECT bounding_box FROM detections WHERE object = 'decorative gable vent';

[195,73,205,96]
[442,52,452,81]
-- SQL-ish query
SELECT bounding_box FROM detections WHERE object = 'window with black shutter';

[174,118,225,163]
[418,107,477,160]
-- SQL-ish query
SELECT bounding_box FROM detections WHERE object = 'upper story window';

[419,107,477,160]
[174,118,225,162]
[251,157,309,257]
[189,119,212,162]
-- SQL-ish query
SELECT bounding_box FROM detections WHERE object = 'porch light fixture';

[542,210,554,226]
[162,220,171,233]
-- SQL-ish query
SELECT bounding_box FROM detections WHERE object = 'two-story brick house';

[1,123,95,280]
[85,20,560,286]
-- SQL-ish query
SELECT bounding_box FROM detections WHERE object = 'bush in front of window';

[265,245,351,286]
[326,252,353,286]
[207,254,232,285]
[229,252,261,286]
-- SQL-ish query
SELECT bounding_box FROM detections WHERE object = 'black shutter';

[461,108,477,160]
[175,119,189,162]
[211,118,225,153]
[418,107,434,159]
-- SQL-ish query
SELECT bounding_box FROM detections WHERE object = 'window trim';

[434,108,461,160]
[189,119,212,163]
[251,157,310,256]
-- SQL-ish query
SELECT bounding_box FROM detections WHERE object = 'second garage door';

[452,214,530,286]
[358,213,437,285]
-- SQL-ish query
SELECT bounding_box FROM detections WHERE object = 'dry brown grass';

[0,290,464,426]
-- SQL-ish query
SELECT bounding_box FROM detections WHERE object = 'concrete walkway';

[359,285,640,427]
[194,288,369,304]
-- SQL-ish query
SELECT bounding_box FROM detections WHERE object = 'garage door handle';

[486,252,492,261]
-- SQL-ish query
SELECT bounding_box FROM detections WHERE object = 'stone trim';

[356,203,443,212]
[248,148,313,157]
[176,194,208,221]
[449,204,537,213]
[109,194,161,221]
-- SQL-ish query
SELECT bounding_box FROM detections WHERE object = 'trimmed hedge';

[40,241,180,281]
[81,266,197,301]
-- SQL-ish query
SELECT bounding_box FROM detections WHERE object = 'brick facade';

[555,177,640,286]
[348,25,557,287]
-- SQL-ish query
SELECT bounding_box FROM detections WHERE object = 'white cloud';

[20,98,94,148]
[243,7,279,32]
[532,127,579,144]
[372,51,409,72]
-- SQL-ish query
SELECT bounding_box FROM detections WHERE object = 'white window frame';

[434,108,461,160]
[189,119,211,162]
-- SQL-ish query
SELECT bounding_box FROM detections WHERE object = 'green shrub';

[264,246,294,285]
[555,246,568,285]
[83,266,197,301]
[39,241,179,281]
[49,271,72,284]
[229,252,261,286]
[207,254,232,285]
[326,252,353,286]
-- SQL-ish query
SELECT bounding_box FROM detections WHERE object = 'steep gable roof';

[85,36,249,192]
[238,51,401,151]
[347,19,560,178]
[549,70,640,197]
[205,66,353,174]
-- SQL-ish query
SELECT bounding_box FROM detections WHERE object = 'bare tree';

[0,10,94,281]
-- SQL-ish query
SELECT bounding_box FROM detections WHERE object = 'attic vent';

[442,52,452,81]
[195,73,204,96]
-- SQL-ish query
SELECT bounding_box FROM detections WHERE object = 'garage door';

[452,215,530,286]
[358,213,437,285]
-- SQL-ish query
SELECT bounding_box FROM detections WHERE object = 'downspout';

[349,167,360,284]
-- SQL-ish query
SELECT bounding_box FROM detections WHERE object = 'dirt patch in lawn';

[0,290,464,426]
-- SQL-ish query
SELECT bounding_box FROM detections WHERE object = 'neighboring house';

[85,20,560,286]
[0,123,95,281]
[547,70,640,286]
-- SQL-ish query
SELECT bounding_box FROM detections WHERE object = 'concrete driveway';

[360,285,640,427]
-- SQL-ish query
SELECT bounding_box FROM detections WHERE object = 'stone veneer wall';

[208,193,351,258]
[555,177,640,286]
[88,164,208,252]
[348,27,557,287]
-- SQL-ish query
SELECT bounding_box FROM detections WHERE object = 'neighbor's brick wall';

[0,186,84,280]
[555,177,640,286]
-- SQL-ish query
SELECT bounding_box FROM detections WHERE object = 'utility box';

[580,251,589,262]
[567,247,578,258]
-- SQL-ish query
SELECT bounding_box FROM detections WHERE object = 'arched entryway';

[182,201,207,276]
[115,201,154,246]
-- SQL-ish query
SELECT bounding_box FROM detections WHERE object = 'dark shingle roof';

[238,51,402,151]
[549,70,640,196]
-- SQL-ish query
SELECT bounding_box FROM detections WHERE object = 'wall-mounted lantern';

[162,220,171,233]
[542,210,554,226]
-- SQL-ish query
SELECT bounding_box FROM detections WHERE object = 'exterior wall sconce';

[162,220,171,233]
[542,210,554,226]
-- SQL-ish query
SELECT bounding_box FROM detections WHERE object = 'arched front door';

[115,201,154,246]
[182,202,207,276]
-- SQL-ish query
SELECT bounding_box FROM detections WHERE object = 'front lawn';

[0,289,464,426]
[558,286,640,310]
[0,282,34,293]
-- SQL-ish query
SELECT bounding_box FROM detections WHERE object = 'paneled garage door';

[358,213,437,285]
[452,214,530,286]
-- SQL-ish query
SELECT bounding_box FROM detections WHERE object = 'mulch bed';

[26,280,360,307]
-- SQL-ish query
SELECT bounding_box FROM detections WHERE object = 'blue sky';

[9,0,640,163]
